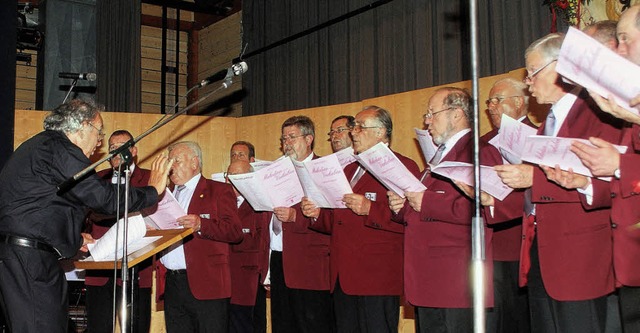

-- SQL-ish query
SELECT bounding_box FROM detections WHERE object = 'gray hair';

[169,141,203,171]
[525,33,564,63]
[43,99,104,133]
[282,115,316,150]
[438,87,473,123]
[362,105,393,140]
[584,20,618,47]
[492,77,530,105]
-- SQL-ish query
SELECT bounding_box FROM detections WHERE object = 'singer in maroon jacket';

[304,106,421,332]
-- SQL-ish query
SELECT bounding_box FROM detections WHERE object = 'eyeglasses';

[327,127,350,136]
[485,96,521,106]
[350,124,382,133]
[423,107,454,120]
[280,134,306,143]
[88,122,105,139]
[523,59,557,83]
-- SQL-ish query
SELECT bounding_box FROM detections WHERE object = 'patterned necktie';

[350,166,366,187]
[430,144,446,165]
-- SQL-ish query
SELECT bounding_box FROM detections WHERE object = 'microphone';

[199,61,248,87]
[59,72,97,81]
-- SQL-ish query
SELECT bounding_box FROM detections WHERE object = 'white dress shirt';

[159,174,201,270]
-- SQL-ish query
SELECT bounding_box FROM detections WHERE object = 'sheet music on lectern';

[228,157,304,211]
[84,214,161,261]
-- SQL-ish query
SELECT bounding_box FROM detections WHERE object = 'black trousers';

[229,280,267,333]
[486,260,530,333]
[85,278,152,333]
[164,271,230,333]
[269,251,334,333]
[414,306,472,333]
[618,285,640,333]
[333,278,398,333]
[0,243,68,333]
[528,238,607,333]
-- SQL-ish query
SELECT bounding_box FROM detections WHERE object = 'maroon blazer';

[397,131,494,308]
[594,124,640,286]
[229,199,271,306]
[156,176,243,300]
[312,151,420,296]
[480,116,539,262]
[524,93,623,301]
[85,166,154,288]
[281,154,331,290]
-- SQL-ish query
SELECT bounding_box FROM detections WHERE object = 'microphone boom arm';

[56,79,235,195]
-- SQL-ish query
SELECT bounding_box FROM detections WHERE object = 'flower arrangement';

[543,0,591,31]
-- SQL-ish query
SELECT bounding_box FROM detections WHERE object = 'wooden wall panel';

[15,49,37,110]
[197,12,242,117]
[141,24,189,115]
[142,4,194,22]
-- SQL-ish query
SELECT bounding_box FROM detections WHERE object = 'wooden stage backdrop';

[13,68,545,333]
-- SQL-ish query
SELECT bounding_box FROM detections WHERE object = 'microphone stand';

[57,77,235,195]
[469,1,486,332]
[56,76,238,333]
[62,78,79,104]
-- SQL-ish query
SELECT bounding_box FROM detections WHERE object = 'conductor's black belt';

[0,234,58,255]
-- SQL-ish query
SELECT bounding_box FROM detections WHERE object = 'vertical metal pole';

[469,0,486,332]
[120,169,131,333]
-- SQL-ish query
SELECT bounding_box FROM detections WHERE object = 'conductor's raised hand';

[149,153,174,195]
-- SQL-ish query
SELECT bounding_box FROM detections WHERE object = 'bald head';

[618,5,640,65]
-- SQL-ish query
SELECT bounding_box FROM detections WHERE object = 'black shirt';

[0,130,158,258]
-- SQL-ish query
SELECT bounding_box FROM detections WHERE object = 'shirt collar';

[176,173,201,192]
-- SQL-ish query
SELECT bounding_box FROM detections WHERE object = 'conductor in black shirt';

[0,99,172,333]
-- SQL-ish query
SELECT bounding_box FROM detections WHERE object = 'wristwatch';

[614,168,621,179]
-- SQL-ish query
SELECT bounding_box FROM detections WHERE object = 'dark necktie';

[430,144,446,165]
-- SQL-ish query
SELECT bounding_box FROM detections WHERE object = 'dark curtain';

[36,0,97,111]
[0,0,17,169]
[96,0,141,112]
[241,0,552,115]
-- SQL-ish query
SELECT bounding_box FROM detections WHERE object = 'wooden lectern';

[75,228,193,332]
